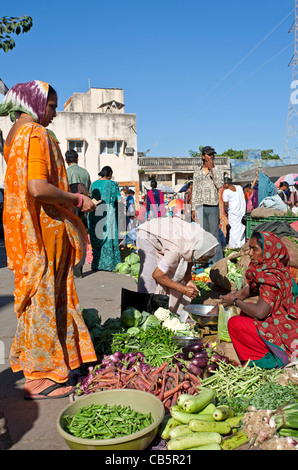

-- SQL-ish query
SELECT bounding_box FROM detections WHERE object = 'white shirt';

[223,185,246,218]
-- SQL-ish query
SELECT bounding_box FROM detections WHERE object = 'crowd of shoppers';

[1,79,296,398]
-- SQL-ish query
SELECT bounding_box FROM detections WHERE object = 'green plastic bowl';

[57,389,165,450]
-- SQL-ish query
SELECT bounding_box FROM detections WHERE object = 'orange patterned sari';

[3,122,97,382]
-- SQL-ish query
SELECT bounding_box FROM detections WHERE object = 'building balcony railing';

[137,156,230,170]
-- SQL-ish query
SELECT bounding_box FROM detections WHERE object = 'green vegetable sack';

[121,308,142,327]
[125,253,139,266]
[217,304,237,342]
[227,260,243,290]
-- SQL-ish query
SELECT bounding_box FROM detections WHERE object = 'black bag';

[121,288,169,315]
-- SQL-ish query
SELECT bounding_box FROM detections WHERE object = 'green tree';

[0,16,33,52]
[261,149,280,160]
[189,145,203,157]
[189,147,281,160]
[189,150,201,158]
[221,148,244,159]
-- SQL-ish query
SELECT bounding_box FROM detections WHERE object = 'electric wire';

[150,8,294,150]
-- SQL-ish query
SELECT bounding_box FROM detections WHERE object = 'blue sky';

[1,0,295,158]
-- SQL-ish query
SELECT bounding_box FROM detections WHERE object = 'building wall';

[48,111,138,184]
[64,88,125,114]
[0,87,138,188]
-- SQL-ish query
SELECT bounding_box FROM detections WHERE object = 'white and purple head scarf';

[0,80,49,124]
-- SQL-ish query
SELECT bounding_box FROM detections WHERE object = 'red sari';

[228,231,298,368]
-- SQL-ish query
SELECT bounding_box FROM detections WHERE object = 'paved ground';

[0,239,137,450]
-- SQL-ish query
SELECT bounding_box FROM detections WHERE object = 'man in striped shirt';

[191,146,223,264]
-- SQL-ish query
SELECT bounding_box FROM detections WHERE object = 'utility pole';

[283,1,298,163]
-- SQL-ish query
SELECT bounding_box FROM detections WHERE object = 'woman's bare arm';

[219,285,271,320]
[233,297,271,320]
[152,266,198,299]
[28,179,96,212]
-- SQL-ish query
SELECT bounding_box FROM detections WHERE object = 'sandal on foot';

[24,382,74,400]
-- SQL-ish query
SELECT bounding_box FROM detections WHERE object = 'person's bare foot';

[24,378,73,400]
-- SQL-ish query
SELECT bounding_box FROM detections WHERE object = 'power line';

[152,8,294,149]
[176,42,293,128]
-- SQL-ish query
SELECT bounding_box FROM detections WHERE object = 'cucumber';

[198,403,216,415]
[169,425,194,440]
[170,405,182,412]
[167,432,222,450]
[181,389,214,414]
[212,405,235,421]
[220,430,249,450]
[158,414,171,436]
[170,408,215,424]
[225,415,244,428]
[194,414,215,421]
[188,418,231,435]
[177,394,194,408]
[188,443,222,450]
[161,417,181,440]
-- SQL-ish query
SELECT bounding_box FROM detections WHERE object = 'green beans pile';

[111,327,179,367]
[64,404,154,440]
[200,360,283,400]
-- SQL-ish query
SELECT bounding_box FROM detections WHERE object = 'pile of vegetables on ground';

[79,244,298,451]
[115,250,140,279]
[76,306,298,450]
[82,306,196,360]
[159,375,298,451]
[75,361,203,411]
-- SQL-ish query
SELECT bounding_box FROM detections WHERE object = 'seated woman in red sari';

[220,231,298,369]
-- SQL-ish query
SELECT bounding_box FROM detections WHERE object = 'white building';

[0,87,139,197]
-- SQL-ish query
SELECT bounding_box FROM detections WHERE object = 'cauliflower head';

[162,317,188,333]
[154,307,171,322]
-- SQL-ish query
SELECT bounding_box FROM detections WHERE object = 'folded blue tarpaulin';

[258,172,277,204]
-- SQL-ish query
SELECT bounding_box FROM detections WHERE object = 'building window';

[68,140,85,155]
[100,140,123,155]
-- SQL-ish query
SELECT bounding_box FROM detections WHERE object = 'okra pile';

[64,403,153,440]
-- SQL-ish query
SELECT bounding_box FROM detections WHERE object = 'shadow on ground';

[0,368,38,450]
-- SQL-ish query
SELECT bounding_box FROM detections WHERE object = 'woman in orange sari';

[0,80,97,399]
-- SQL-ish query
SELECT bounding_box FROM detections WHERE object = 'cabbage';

[130,262,140,277]
[125,253,139,266]
[118,263,131,275]
[115,262,123,272]
[126,326,140,336]
[142,314,161,330]
[121,308,142,328]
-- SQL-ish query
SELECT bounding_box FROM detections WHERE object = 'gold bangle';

[184,287,187,294]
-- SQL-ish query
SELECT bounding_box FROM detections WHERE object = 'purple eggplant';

[210,353,230,364]
[183,349,208,361]
[207,363,219,372]
[175,352,184,359]
[203,363,219,378]
[188,362,204,378]
[193,350,208,359]
[191,357,209,369]
[182,342,204,355]
[172,357,184,370]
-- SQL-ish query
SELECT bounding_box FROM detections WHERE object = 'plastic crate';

[246,214,298,239]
